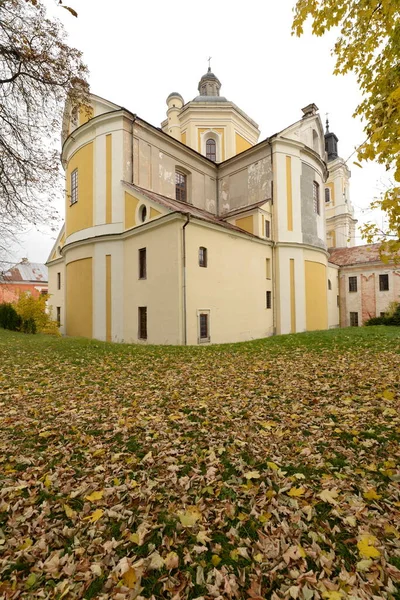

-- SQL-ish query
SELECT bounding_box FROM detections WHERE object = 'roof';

[328,244,398,267]
[1,261,48,283]
[122,182,261,239]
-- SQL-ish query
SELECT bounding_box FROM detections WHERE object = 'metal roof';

[1,261,48,283]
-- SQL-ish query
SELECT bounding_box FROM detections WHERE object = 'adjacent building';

[0,259,48,304]
[46,68,399,343]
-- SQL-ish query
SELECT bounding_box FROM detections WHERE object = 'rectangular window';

[379,274,389,291]
[199,313,209,341]
[337,295,340,307]
[266,291,272,309]
[350,312,359,327]
[325,188,330,203]
[199,246,207,267]
[313,181,320,215]
[348,276,357,292]
[70,168,78,205]
[175,171,187,202]
[266,258,271,279]
[139,248,147,279]
[57,272,61,290]
[265,219,271,238]
[56,307,61,326]
[138,307,147,339]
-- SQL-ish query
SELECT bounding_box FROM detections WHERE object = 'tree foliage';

[292,0,400,255]
[15,292,59,334]
[0,0,88,254]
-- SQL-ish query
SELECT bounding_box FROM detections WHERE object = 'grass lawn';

[0,327,399,600]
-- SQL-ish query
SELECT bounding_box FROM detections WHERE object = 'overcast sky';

[9,0,390,265]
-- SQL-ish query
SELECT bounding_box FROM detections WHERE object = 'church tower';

[161,66,260,162]
[324,119,357,248]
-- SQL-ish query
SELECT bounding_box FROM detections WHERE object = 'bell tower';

[324,119,357,248]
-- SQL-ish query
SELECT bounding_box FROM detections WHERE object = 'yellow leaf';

[322,592,344,600]
[164,551,179,569]
[44,475,52,488]
[85,490,104,502]
[128,532,140,544]
[64,504,75,518]
[211,554,221,566]
[113,478,120,486]
[253,552,263,562]
[237,512,248,521]
[230,549,239,561]
[357,535,381,559]
[122,567,136,588]
[288,487,305,497]
[267,461,279,470]
[318,488,339,504]
[259,512,272,523]
[25,573,37,588]
[178,506,202,527]
[363,488,381,501]
[297,545,306,558]
[92,448,105,457]
[244,470,260,480]
[84,509,104,523]
[356,559,373,572]
[19,538,33,550]
[383,389,394,400]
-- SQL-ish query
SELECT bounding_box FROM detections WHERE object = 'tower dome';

[198,67,222,97]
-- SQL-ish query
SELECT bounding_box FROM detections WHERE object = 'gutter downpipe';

[182,213,191,345]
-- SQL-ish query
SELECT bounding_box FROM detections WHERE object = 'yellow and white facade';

[48,70,352,344]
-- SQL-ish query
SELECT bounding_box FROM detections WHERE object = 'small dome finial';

[325,113,330,134]
[207,56,212,72]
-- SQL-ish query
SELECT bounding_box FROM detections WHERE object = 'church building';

[47,68,396,344]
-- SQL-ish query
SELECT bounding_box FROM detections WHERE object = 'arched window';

[206,139,216,162]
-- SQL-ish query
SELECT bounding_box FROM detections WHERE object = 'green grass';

[0,326,399,599]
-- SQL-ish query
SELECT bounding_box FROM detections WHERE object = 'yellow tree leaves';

[292,0,400,254]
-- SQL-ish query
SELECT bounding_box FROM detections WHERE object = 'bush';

[365,316,385,326]
[0,303,22,331]
[365,303,400,326]
[14,293,60,335]
[21,317,37,334]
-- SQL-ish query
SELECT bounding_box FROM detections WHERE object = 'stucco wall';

[132,122,218,214]
[185,222,273,344]
[123,220,182,344]
[218,145,272,215]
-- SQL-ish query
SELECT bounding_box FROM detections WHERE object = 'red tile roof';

[122,182,261,238]
[328,244,395,267]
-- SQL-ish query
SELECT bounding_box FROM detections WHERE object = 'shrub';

[365,317,385,326]
[21,317,37,334]
[0,303,22,331]
[15,293,59,335]
[365,303,400,326]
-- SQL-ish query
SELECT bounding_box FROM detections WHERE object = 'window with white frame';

[206,139,216,161]
[70,169,78,205]
[197,310,210,343]
[313,181,320,215]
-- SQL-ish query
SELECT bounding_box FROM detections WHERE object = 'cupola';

[198,67,222,97]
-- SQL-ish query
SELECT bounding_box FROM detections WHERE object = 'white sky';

[9,0,390,264]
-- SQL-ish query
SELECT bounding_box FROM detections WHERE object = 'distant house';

[329,244,400,326]
[0,259,48,304]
